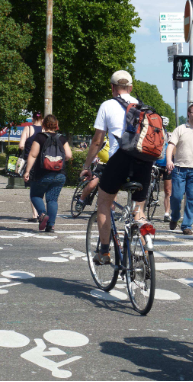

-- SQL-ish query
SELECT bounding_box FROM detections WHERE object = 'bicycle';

[71,171,100,218]
[86,180,156,315]
[145,165,161,221]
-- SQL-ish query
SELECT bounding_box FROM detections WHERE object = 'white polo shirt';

[170,123,193,167]
[94,94,138,158]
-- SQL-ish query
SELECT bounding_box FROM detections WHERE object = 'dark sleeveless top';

[24,125,42,159]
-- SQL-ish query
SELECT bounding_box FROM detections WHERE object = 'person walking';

[80,70,153,264]
[166,104,193,235]
[19,111,43,222]
[155,117,172,222]
[23,114,72,233]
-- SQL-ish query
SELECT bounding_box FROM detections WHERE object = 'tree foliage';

[179,115,186,125]
[0,0,34,128]
[10,0,140,135]
[132,80,176,131]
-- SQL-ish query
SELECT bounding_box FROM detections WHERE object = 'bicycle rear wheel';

[125,226,155,315]
[86,211,119,291]
[147,181,160,221]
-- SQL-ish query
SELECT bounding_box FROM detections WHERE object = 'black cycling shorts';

[159,166,172,181]
[99,149,152,202]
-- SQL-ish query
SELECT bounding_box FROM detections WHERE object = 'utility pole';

[44,0,53,116]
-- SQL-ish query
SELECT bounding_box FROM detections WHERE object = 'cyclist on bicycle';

[80,70,153,264]
[75,138,109,212]
[155,116,172,222]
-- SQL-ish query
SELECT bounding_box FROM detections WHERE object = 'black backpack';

[40,133,65,171]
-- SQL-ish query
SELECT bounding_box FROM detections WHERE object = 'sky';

[131,0,189,117]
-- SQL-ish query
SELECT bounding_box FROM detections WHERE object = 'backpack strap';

[114,96,138,112]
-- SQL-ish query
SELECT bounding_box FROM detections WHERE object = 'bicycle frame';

[110,195,155,274]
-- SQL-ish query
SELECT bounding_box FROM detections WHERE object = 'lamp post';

[44,0,53,116]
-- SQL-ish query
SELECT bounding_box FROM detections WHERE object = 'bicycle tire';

[147,180,160,221]
[86,211,119,291]
[71,178,89,218]
[125,225,155,315]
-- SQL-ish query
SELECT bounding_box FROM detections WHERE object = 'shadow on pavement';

[100,336,193,380]
[20,276,137,317]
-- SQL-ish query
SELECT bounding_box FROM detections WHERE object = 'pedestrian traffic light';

[173,55,193,81]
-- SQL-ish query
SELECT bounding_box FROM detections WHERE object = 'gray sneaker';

[164,215,171,222]
[93,251,111,265]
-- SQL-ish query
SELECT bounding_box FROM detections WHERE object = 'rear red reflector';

[140,224,155,236]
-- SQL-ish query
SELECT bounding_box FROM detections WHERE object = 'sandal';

[39,214,49,231]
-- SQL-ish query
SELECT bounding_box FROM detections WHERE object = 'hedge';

[5,145,88,186]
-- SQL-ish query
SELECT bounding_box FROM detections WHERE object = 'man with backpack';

[80,70,164,264]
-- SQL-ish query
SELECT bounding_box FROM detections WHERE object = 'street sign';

[167,44,184,62]
[167,45,178,56]
[184,0,193,42]
[160,23,184,33]
[161,34,185,43]
[173,55,193,81]
[160,12,184,23]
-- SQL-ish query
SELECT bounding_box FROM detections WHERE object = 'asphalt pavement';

[0,174,193,381]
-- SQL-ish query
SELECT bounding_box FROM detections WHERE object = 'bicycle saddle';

[121,181,143,192]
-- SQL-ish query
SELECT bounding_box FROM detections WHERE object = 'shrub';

[65,148,88,186]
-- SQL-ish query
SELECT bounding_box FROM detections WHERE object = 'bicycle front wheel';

[147,181,159,221]
[86,211,119,291]
[71,178,89,218]
[125,226,155,315]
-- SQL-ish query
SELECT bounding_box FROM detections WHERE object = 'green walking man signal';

[173,55,193,81]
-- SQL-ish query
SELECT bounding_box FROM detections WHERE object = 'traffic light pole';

[174,81,179,126]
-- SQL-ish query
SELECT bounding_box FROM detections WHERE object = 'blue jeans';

[30,173,66,226]
[171,166,193,230]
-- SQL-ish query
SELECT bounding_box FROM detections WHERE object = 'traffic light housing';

[173,55,193,81]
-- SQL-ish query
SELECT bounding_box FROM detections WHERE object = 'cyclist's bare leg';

[79,177,99,201]
[164,179,172,214]
[97,187,116,245]
[133,201,146,221]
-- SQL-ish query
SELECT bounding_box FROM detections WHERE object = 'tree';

[179,116,186,125]
[10,0,140,136]
[132,80,176,131]
[0,0,34,131]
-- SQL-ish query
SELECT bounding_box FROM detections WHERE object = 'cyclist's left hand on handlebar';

[80,169,92,180]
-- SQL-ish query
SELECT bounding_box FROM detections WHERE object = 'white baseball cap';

[110,70,132,86]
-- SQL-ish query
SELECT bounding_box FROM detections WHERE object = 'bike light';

[140,224,155,236]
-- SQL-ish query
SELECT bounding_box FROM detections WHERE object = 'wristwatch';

[82,163,91,170]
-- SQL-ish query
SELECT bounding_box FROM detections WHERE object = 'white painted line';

[38,257,69,263]
[90,289,128,301]
[156,262,193,270]
[43,329,89,347]
[1,271,35,279]
[154,251,193,258]
[154,241,193,247]
[177,278,193,287]
[55,231,86,234]
[0,282,21,289]
[0,331,30,348]
[154,289,180,300]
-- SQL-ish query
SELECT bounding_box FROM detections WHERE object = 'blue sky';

[131,0,189,117]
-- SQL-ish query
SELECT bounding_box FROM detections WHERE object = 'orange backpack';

[114,97,165,162]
